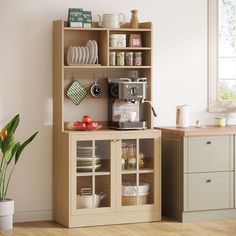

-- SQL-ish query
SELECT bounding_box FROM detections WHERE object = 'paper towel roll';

[176,105,189,128]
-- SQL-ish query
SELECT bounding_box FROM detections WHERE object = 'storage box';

[109,34,126,47]
[83,11,92,28]
[68,8,83,28]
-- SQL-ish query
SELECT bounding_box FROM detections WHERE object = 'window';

[208,0,236,112]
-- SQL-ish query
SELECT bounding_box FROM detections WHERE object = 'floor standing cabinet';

[159,127,236,222]
[53,20,161,227]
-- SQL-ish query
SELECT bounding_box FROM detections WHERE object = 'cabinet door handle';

[112,139,119,143]
[206,179,211,183]
[206,141,211,145]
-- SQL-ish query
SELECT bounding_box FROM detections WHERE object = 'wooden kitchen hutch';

[53,20,161,227]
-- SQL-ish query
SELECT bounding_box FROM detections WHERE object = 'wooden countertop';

[156,125,236,136]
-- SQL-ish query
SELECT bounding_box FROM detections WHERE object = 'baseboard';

[182,209,236,222]
[13,210,53,223]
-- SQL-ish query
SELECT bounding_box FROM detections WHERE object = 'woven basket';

[122,195,147,206]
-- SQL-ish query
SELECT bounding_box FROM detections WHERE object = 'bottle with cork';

[130,9,139,28]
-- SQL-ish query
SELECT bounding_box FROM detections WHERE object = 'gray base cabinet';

[160,129,236,222]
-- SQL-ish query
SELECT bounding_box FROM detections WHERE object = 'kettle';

[176,105,189,127]
[97,13,125,28]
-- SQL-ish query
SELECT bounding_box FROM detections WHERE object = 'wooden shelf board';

[64,65,151,69]
[109,47,151,50]
[64,27,151,32]
[110,28,151,32]
[107,66,151,69]
[76,171,111,177]
[122,169,154,174]
[64,27,107,31]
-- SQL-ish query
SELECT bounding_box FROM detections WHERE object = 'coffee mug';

[125,111,136,122]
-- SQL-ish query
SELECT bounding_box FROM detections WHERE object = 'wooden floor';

[0,219,236,236]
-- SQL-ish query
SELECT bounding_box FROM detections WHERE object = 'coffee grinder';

[108,78,148,129]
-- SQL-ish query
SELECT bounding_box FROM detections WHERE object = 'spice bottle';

[117,52,125,66]
[134,52,142,66]
[125,52,133,66]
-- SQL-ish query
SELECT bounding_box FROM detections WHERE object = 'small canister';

[134,52,142,66]
[125,52,133,66]
[214,117,226,127]
[109,52,116,66]
[109,34,126,47]
[117,52,125,66]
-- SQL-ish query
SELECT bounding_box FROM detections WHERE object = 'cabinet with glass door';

[67,131,160,227]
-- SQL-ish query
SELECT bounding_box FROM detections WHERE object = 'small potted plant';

[0,114,38,230]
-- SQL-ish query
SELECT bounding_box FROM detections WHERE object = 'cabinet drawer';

[185,172,233,211]
[186,136,233,173]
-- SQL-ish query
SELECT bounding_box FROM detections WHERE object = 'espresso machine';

[108,78,148,130]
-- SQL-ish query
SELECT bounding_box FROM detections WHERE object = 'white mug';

[125,111,136,122]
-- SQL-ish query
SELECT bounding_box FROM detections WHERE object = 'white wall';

[0,0,216,222]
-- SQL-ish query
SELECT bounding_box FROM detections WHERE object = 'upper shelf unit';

[61,21,152,68]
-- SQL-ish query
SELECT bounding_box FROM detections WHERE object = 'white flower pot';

[0,199,14,230]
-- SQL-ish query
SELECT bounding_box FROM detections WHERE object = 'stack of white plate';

[77,146,101,172]
[67,40,98,65]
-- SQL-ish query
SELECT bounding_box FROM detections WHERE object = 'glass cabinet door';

[121,138,155,207]
[75,139,111,210]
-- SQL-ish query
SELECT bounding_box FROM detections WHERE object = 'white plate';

[77,146,97,149]
[84,46,90,64]
[77,157,101,161]
[86,40,95,64]
[92,40,98,64]
[77,46,82,64]
[80,46,86,64]
[67,46,74,65]
[73,46,78,64]
[77,164,101,172]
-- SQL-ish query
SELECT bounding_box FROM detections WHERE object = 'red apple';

[74,121,81,128]
[82,115,92,124]
[80,121,87,127]
[88,121,98,128]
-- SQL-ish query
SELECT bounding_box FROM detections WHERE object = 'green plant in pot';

[0,114,38,230]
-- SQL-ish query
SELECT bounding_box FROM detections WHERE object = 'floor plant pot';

[0,199,14,230]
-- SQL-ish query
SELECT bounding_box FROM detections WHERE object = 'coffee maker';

[108,78,147,129]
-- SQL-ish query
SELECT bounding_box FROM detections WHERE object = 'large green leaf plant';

[0,114,38,200]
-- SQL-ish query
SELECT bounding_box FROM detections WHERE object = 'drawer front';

[185,172,233,211]
[186,135,233,173]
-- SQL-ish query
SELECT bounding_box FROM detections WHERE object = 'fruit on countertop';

[73,116,100,130]
[82,115,92,124]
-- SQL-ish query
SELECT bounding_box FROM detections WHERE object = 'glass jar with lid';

[126,144,136,169]
[134,52,142,66]
[122,142,128,169]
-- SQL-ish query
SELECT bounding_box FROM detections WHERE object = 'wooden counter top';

[156,125,236,136]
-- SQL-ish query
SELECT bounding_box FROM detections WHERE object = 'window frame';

[208,0,236,112]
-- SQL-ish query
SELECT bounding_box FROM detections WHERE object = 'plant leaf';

[7,143,20,165]
[4,114,20,135]
[1,133,14,153]
[15,131,38,164]
[0,138,2,152]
